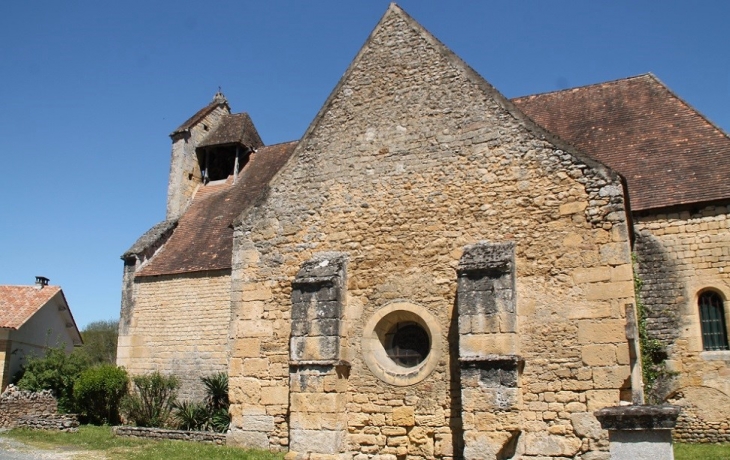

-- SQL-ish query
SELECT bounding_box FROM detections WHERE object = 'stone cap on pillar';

[292,252,348,286]
[457,241,514,274]
[595,405,681,431]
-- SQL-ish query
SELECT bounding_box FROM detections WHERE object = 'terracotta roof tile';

[198,113,264,150]
[0,285,62,329]
[138,141,298,277]
[513,74,730,211]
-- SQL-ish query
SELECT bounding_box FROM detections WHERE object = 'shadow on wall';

[448,297,464,457]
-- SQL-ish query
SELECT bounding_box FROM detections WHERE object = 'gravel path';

[0,433,100,460]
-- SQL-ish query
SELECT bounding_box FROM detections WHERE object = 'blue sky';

[1,1,729,329]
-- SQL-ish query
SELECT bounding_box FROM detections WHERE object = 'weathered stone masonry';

[227,6,634,458]
[118,3,730,455]
[457,242,522,459]
[289,253,349,454]
[118,271,232,400]
[635,204,730,439]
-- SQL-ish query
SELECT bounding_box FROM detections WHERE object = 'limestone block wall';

[117,271,232,400]
[634,203,730,437]
[167,105,229,220]
[227,7,635,458]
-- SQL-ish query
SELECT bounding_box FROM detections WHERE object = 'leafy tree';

[78,319,119,365]
[16,345,90,412]
[73,364,128,425]
[122,372,179,428]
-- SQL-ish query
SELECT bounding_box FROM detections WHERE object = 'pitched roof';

[197,113,264,150]
[513,74,730,211]
[0,285,62,329]
[171,92,229,136]
[137,141,299,277]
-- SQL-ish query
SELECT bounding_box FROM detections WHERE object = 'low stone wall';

[673,408,730,443]
[16,414,79,432]
[0,385,58,428]
[112,426,227,445]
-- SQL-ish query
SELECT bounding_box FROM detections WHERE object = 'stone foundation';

[672,402,730,443]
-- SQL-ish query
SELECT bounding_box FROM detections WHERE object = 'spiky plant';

[201,372,229,411]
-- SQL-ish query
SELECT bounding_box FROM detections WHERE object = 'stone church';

[118,4,730,458]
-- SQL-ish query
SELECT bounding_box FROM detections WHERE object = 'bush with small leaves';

[16,345,90,413]
[74,364,128,425]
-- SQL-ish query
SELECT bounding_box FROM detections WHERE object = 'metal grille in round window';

[385,322,430,367]
[362,301,443,386]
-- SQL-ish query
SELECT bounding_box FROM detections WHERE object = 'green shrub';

[121,372,179,428]
[73,364,128,425]
[172,372,230,433]
[210,407,230,433]
[202,372,229,411]
[16,345,90,412]
[173,400,210,431]
[203,373,230,433]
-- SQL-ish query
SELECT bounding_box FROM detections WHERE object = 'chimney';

[35,276,49,289]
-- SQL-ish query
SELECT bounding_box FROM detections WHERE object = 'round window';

[362,302,442,386]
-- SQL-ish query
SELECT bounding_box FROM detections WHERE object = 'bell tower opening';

[197,145,252,184]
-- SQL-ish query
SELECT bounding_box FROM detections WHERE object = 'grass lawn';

[675,442,730,460]
[6,428,729,460]
[2,425,284,460]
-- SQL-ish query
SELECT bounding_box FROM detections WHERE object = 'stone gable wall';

[228,9,634,459]
[634,204,730,439]
[117,271,232,400]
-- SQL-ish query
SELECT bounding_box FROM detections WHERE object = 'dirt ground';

[0,433,101,460]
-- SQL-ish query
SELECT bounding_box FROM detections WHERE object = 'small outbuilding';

[0,277,82,390]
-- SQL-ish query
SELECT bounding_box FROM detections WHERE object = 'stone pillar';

[595,405,681,460]
[288,253,349,456]
[457,242,522,459]
[624,303,645,405]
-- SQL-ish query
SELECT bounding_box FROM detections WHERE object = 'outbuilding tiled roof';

[137,141,298,277]
[198,113,264,150]
[513,74,730,211]
[0,285,62,329]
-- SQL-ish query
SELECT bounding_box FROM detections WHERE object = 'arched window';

[699,291,729,351]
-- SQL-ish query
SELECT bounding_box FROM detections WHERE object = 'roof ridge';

[646,74,730,140]
[260,140,299,148]
[512,73,654,101]
[0,284,61,289]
